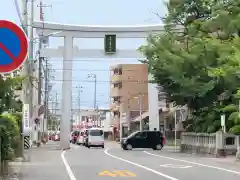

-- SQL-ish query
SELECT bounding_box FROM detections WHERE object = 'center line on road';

[144,151,240,175]
[104,148,178,180]
[61,151,77,180]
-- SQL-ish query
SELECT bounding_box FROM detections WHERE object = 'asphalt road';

[61,142,240,180]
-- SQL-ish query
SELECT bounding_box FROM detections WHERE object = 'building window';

[113,83,122,88]
[114,111,120,117]
[113,68,122,75]
[113,68,118,75]
[119,68,122,75]
[113,96,121,103]
[119,83,122,88]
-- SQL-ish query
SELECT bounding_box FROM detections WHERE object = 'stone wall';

[180,131,240,157]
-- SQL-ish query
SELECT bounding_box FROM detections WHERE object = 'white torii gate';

[33,21,163,149]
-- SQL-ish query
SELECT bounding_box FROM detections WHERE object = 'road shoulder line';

[144,151,240,175]
[104,148,178,180]
[61,151,77,180]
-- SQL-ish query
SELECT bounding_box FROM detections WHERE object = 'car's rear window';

[89,130,103,136]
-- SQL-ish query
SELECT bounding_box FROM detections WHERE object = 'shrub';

[0,113,21,160]
[0,125,14,161]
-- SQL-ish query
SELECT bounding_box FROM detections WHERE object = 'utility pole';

[138,93,143,131]
[44,61,49,132]
[21,0,29,155]
[55,92,59,115]
[127,98,130,133]
[28,0,34,118]
[37,0,45,105]
[76,86,83,128]
[37,0,44,142]
[77,89,81,128]
[94,75,97,110]
[37,0,52,141]
[87,74,97,109]
[51,100,54,130]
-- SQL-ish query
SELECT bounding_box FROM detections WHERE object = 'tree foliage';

[139,0,240,133]
[0,113,21,160]
[0,74,23,114]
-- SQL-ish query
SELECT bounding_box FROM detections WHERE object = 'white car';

[85,128,104,148]
[76,130,84,145]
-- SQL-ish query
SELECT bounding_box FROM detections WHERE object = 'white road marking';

[61,151,77,180]
[104,148,178,180]
[144,151,240,175]
[159,164,192,169]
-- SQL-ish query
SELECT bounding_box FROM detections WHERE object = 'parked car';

[121,130,165,150]
[76,129,85,145]
[54,131,60,141]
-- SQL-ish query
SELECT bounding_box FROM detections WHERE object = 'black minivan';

[121,130,165,150]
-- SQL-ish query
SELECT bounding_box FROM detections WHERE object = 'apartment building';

[109,64,148,136]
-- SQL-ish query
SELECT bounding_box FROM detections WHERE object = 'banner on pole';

[23,104,30,129]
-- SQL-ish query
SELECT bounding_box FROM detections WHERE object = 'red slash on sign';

[0,20,28,73]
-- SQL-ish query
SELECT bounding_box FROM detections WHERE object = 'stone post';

[236,136,240,161]
[215,130,225,157]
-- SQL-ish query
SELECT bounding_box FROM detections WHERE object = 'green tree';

[139,0,240,133]
[0,74,23,114]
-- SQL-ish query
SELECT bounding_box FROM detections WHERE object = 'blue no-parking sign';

[0,20,28,73]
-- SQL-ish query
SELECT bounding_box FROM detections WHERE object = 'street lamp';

[87,74,97,110]
[134,93,143,132]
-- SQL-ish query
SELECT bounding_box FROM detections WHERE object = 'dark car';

[121,130,165,150]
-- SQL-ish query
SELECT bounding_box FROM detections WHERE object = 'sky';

[1,0,167,112]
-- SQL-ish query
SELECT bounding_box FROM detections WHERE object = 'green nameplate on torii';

[104,34,116,54]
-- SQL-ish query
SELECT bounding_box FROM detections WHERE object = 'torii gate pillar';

[60,35,73,149]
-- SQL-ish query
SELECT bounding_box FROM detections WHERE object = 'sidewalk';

[8,141,69,180]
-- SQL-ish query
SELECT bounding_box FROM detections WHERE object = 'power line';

[12,0,24,26]
[48,59,143,62]
[47,80,150,83]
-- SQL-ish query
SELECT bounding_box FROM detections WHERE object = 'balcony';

[110,87,120,97]
[111,75,122,83]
